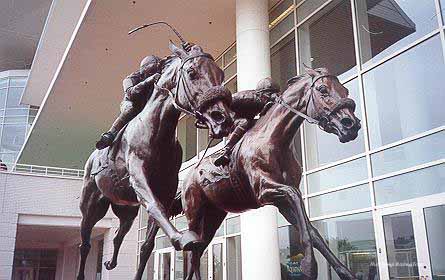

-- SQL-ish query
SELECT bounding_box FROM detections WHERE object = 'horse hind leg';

[77,179,110,280]
[185,206,227,280]
[104,204,139,270]
[134,214,159,280]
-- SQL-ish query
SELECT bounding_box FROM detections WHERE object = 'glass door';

[154,247,174,280]
[375,194,445,280]
[208,238,226,280]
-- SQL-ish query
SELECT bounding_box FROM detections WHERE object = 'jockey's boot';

[96,131,116,150]
[214,125,247,167]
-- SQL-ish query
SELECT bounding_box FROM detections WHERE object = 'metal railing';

[2,162,84,179]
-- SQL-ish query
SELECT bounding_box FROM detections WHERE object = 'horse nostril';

[340,117,354,128]
[210,111,225,124]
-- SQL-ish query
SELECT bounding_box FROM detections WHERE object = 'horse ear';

[169,41,187,58]
[304,65,319,77]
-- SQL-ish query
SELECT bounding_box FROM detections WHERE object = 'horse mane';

[287,67,329,86]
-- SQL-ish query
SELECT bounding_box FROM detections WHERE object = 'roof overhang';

[18,0,236,168]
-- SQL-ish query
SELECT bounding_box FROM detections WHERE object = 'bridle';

[275,74,355,129]
[155,52,216,127]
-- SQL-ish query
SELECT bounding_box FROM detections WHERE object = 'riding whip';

[128,21,187,45]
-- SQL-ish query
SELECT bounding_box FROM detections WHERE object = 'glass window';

[356,0,438,66]
[382,212,419,279]
[214,223,225,237]
[155,236,171,250]
[313,212,379,280]
[363,36,445,149]
[0,78,7,88]
[1,124,26,153]
[371,131,445,176]
[424,204,445,279]
[227,236,242,280]
[175,215,188,231]
[177,116,197,161]
[297,0,329,22]
[304,79,365,170]
[307,157,368,193]
[271,32,297,91]
[141,253,155,280]
[224,60,237,81]
[9,77,27,87]
[223,44,237,66]
[298,0,356,80]
[374,164,445,205]
[175,251,186,280]
[278,225,305,279]
[309,184,371,217]
[226,216,241,234]
[270,13,295,46]
[225,77,237,94]
[6,87,25,108]
[270,0,294,25]
[212,243,223,280]
[200,250,209,279]
[0,88,6,109]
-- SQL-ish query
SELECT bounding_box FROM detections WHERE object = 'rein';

[275,74,340,127]
[155,53,214,125]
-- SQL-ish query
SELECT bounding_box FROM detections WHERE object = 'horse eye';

[318,85,329,96]
[187,68,197,79]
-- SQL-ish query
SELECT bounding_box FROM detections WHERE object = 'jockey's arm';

[231,89,266,118]
[124,73,161,102]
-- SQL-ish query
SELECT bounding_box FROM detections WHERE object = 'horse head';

[287,67,361,143]
[157,41,234,139]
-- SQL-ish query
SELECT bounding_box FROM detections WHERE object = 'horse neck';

[256,78,310,147]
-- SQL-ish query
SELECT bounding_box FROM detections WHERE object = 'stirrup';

[96,132,115,150]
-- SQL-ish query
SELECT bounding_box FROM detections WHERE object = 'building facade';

[2,0,444,280]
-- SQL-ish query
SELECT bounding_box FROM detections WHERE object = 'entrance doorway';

[375,194,445,279]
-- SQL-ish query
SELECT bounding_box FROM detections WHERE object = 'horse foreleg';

[104,205,138,270]
[134,215,159,280]
[260,185,317,280]
[308,223,357,280]
[128,156,202,251]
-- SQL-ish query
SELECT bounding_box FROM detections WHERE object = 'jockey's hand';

[182,42,194,52]
[152,73,161,82]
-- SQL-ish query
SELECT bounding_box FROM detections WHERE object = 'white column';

[236,0,282,279]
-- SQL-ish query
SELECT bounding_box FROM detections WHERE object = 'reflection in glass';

[374,164,445,205]
[177,116,197,161]
[356,0,438,66]
[174,252,186,280]
[158,252,171,280]
[307,157,367,194]
[305,79,365,169]
[271,33,297,95]
[224,61,237,81]
[225,77,237,94]
[298,0,356,80]
[223,44,236,66]
[227,236,242,280]
[270,0,293,25]
[309,184,371,217]
[270,13,295,46]
[383,212,419,279]
[363,36,445,149]
[278,225,305,279]
[371,131,445,176]
[226,216,241,235]
[297,0,329,22]
[424,205,445,279]
[212,243,223,280]
[313,212,379,280]
[6,87,25,108]
[1,125,26,153]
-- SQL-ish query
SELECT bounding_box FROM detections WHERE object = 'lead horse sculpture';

[136,67,362,280]
[76,42,233,280]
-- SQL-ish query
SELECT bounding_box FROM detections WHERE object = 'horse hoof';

[172,230,205,251]
[104,260,117,270]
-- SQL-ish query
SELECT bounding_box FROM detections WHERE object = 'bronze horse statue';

[136,67,362,280]
[76,42,233,280]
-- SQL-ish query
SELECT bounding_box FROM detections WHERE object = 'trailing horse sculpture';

[76,42,233,280]
[136,67,362,280]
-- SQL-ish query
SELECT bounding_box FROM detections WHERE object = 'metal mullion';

[434,0,445,63]
[305,152,365,175]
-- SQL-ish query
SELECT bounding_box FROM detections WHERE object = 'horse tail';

[169,191,183,217]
